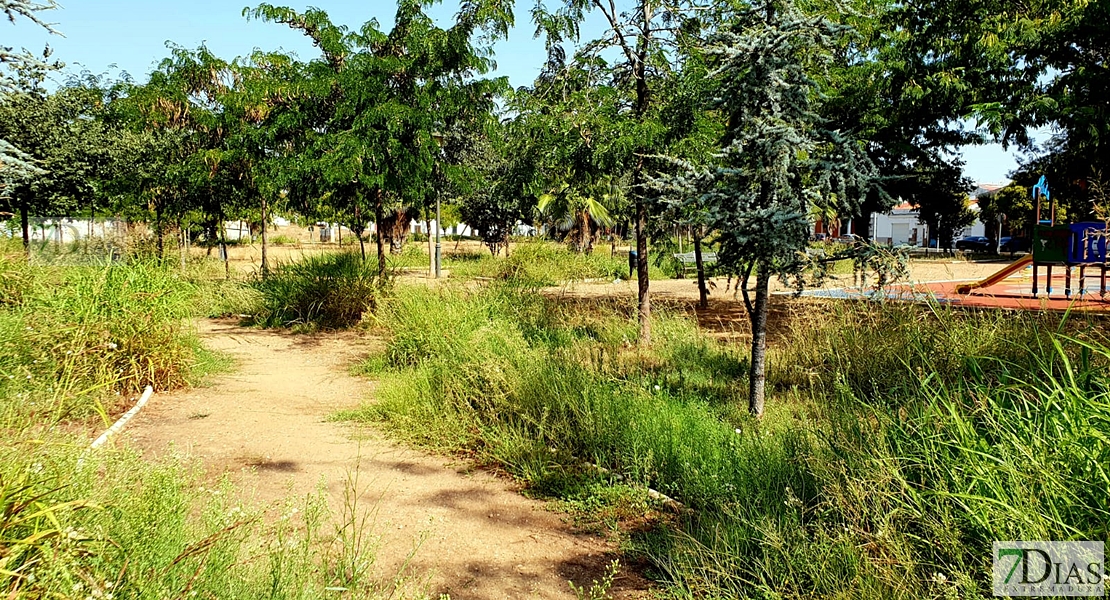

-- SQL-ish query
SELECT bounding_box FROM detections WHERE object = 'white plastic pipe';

[76,385,154,468]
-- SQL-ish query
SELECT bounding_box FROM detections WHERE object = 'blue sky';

[6,0,1042,185]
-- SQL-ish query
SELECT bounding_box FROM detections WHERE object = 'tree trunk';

[374,189,387,282]
[87,199,94,253]
[20,200,30,259]
[155,203,164,259]
[355,204,366,261]
[632,12,652,346]
[260,197,270,278]
[747,266,770,417]
[694,233,708,309]
[179,220,187,272]
[636,197,651,344]
[218,215,230,280]
[427,217,434,276]
[579,212,591,255]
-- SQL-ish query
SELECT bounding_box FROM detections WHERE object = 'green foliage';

[700,0,884,276]
[251,253,379,329]
[0,0,61,183]
[244,2,507,268]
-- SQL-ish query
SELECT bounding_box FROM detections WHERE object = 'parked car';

[834,233,862,245]
[955,235,992,252]
[999,236,1031,253]
[811,232,829,242]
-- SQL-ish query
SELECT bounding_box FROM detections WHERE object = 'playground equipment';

[955,176,1110,298]
[954,255,1033,294]
[1029,176,1109,298]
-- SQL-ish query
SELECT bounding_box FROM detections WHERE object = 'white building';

[866,182,1005,246]
[870,202,929,246]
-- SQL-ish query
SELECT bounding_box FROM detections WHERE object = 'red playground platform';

[800,268,1110,312]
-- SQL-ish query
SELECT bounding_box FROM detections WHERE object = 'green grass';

[384,240,668,283]
[344,284,1110,599]
[0,252,212,423]
[250,252,381,330]
[0,243,421,598]
[2,437,420,598]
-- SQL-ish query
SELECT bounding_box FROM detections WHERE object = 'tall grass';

[1,245,419,598]
[251,252,380,330]
[347,285,1110,598]
[0,253,211,423]
[494,242,633,285]
[2,440,419,598]
[382,240,657,283]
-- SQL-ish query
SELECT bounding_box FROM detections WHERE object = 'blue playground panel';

[1066,222,1109,264]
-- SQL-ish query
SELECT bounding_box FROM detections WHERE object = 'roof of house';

[972,182,1009,198]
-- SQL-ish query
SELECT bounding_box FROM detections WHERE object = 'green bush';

[251,252,380,329]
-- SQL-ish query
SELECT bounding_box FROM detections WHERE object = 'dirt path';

[127,319,646,599]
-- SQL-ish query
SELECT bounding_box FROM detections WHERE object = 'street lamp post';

[431,131,445,279]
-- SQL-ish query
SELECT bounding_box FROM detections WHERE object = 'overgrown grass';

[346,285,1110,599]
[0,252,216,423]
[1,243,420,598]
[494,242,633,285]
[2,439,421,597]
[387,240,666,283]
[251,252,380,330]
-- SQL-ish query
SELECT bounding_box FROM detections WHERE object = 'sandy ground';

[539,257,1018,331]
[126,320,649,599]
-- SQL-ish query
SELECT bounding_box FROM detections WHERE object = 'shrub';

[252,253,380,329]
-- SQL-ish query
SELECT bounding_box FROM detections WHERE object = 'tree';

[0,71,121,252]
[456,121,533,256]
[816,0,1000,240]
[697,0,885,417]
[247,1,509,280]
[530,0,702,344]
[903,164,976,250]
[537,174,617,253]
[1,0,60,185]
[977,183,1062,241]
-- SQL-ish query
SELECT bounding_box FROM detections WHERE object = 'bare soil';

[126,319,650,599]
[540,258,1017,341]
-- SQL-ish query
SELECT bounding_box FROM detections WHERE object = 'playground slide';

[955,255,1034,294]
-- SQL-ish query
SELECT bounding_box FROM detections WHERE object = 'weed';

[569,559,621,600]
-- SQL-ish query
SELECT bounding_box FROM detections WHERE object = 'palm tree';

[537,174,619,254]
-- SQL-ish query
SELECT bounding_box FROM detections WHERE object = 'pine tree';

[1,0,60,188]
[703,0,884,416]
